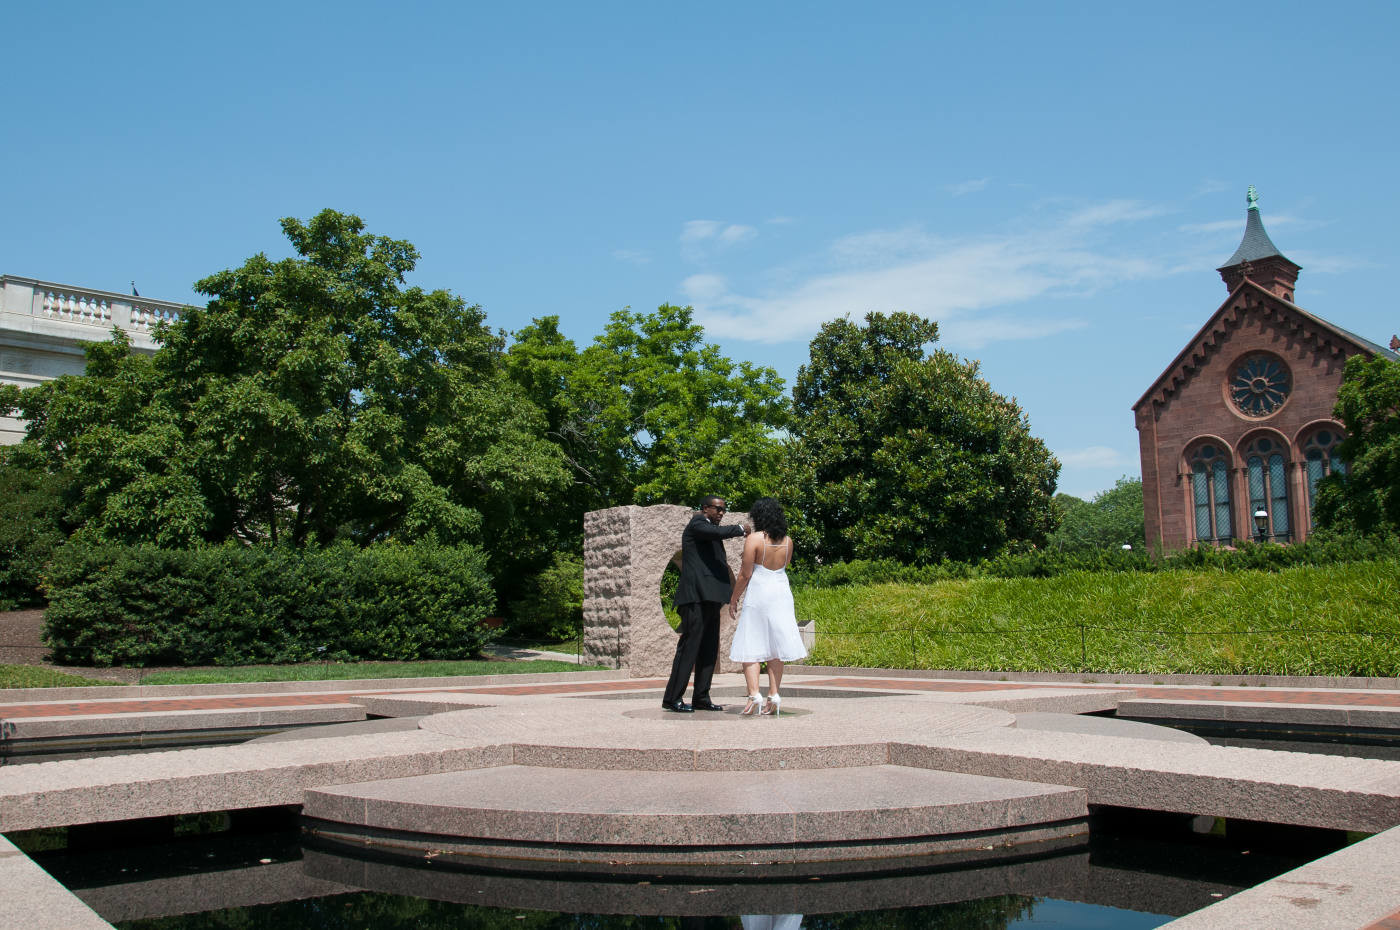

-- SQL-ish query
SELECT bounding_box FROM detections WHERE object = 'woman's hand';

[728,600,739,619]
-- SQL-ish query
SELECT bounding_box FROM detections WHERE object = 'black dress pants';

[662,601,721,705]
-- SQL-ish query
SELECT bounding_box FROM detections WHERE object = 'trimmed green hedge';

[791,533,1400,588]
[42,542,496,667]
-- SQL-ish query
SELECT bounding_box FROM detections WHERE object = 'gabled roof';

[1132,279,1399,412]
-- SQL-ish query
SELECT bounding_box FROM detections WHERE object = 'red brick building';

[1134,189,1399,552]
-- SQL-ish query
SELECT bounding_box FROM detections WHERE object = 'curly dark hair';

[747,497,788,542]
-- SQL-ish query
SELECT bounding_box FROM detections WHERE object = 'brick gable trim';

[1132,279,1387,416]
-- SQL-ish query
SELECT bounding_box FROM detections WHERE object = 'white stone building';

[0,275,189,444]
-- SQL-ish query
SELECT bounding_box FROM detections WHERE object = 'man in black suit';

[662,495,748,713]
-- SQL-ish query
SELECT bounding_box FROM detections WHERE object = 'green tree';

[0,445,76,608]
[507,305,790,511]
[9,210,570,587]
[789,312,1059,564]
[1315,352,1400,535]
[1047,476,1146,551]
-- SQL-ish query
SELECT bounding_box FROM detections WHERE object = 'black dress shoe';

[692,701,725,712]
[662,700,693,713]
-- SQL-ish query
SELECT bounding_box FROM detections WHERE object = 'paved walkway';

[7,671,1400,719]
[5,666,1400,930]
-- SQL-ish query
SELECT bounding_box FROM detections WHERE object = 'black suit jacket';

[672,513,745,607]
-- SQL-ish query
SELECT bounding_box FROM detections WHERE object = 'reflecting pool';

[26,809,1338,930]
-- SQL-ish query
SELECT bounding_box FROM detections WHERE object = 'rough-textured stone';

[303,763,1086,861]
[1014,711,1209,744]
[582,504,748,676]
[1156,824,1400,929]
[0,835,114,929]
[890,727,1400,833]
[1,703,366,739]
[0,730,511,831]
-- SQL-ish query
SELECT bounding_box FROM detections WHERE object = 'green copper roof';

[1219,187,1294,269]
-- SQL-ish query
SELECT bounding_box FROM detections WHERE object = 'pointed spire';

[1219,186,1292,268]
[1217,187,1301,300]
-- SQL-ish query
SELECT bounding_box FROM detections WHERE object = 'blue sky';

[6,2,1398,498]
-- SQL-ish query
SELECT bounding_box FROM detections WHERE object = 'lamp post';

[1253,508,1269,543]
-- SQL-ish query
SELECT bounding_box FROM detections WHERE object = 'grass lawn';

[137,658,605,685]
[797,560,1400,676]
[0,665,124,689]
[0,658,606,689]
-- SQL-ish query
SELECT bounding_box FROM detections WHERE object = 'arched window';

[1301,428,1347,528]
[1243,436,1290,542]
[1187,443,1233,544]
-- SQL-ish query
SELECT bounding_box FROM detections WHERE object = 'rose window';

[1229,354,1291,417]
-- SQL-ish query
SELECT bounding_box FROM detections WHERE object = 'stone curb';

[0,836,113,930]
[1158,825,1400,929]
[2,703,367,739]
[788,665,1400,690]
[0,668,625,703]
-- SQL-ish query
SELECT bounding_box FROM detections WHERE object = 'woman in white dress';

[727,497,807,716]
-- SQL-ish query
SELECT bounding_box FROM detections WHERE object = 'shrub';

[42,541,496,667]
[507,551,584,641]
[0,458,74,609]
[789,558,973,589]
[787,532,1398,592]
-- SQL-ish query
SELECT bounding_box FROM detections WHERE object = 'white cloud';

[680,273,728,301]
[946,177,990,196]
[681,220,723,243]
[718,224,756,244]
[612,248,651,264]
[941,315,1088,349]
[1179,213,1301,235]
[681,220,755,244]
[1063,199,1167,229]
[1056,446,1129,468]
[680,219,758,261]
[1288,251,1368,274]
[689,202,1166,348]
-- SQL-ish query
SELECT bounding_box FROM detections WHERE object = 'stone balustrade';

[4,275,186,349]
[1,274,195,444]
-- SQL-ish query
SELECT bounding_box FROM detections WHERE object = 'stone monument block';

[582,504,748,677]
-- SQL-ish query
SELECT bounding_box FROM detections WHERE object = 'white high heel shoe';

[741,694,763,716]
[762,694,781,716]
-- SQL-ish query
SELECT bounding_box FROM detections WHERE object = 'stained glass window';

[1187,443,1233,543]
[1244,436,1290,542]
[1229,354,1292,417]
[1302,428,1347,529]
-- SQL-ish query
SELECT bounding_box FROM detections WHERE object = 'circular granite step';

[303,761,1088,866]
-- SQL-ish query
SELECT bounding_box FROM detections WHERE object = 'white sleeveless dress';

[729,536,808,663]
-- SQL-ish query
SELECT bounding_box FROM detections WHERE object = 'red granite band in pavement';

[0,679,668,719]
[7,674,1400,723]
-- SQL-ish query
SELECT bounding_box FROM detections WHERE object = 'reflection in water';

[741,917,802,930]
[29,819,1330,930]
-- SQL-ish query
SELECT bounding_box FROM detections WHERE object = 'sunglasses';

[706,504,727,513]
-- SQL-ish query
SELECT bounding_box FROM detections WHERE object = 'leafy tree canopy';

[507,304,789,512]
[1047,475,1145,552]
[789,311,1060,564]
[1315,352,1400,535]
[9,210,570,579]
